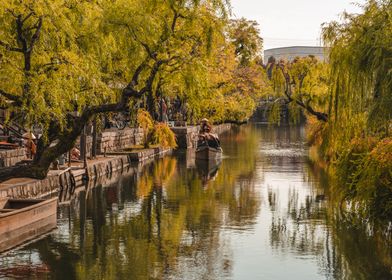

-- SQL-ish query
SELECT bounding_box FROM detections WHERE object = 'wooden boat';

[196,133,223,160]
[0,197,57,253]
[195,145,223,160]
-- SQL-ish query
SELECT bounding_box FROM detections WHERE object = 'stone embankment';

[0,148,26,168]
[172,123,232,148]
[97,128,144,153]
[0,123,233,200]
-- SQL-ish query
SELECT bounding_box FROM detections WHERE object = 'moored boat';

[0,197,58,253]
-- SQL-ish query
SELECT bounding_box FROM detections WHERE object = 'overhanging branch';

[0,40,23,52]
[0,89,22,106]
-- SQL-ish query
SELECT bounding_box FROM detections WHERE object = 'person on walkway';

[23,132,37,159]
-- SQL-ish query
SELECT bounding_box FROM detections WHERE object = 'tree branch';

[0,89,22,105]
[0,40,23,52]
[29,17,43,51]
[16,15,28,52]
[276,65,328,122]
[22,12,35,23]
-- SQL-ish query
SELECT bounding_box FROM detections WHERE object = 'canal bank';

[0,124,233,200]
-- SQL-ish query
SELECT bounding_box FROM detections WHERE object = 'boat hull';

[0,198,57,253]
[195,146,223,160]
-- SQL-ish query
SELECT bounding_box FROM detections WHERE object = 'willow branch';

[0,40,23,52]
[29,17,43,51]
[0,89,22,105]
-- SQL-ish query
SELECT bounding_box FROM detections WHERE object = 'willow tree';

[319,0,392,218]
[267,56,329,122]
[322,0,391,138]
[0,0,116,180]
[0,0,231,181]
[229,18,263,66]
[156,16,269,124]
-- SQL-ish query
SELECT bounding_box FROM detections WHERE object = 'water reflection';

[0,124,391,279]
[195,158,221,188]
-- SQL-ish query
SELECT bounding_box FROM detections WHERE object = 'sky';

[230,0,364,50]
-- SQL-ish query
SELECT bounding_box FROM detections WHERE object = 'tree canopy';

[0,0,269,181]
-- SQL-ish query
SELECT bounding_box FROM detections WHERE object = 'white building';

[264,46,326,63]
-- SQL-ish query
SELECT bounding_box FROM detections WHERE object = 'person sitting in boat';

[198,118,220,148]
[199,118,212,134]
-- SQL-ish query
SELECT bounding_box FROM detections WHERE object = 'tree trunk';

[0,164,49,182]
[92,117,97,159]
[146,90,157,120]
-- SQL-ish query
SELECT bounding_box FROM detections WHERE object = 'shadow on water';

[0,124,391,279]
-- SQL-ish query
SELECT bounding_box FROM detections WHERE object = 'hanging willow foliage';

[319,0,392,219]
[322,0,392,137]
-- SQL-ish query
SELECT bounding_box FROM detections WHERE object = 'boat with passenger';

[195,118,223,160]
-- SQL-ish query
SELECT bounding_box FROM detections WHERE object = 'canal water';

[0,124,391,279]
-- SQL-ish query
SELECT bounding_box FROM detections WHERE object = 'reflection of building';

[264,46,326,62]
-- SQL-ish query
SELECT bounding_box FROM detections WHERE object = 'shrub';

[335,137,378,193]
[306,116,327,147]
[137,110,177,149]
[137,109,154,148]
[151,123,177,149]
[354,138,392,218]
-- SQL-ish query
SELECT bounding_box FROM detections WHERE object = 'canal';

[0,124,391,279]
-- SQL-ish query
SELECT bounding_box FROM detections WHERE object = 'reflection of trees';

[19,124,390,279]
[269,188,326,256]
[0,126,285,279]
[267,159,392,280]
[14,145,257,279]
[26,127,261,279]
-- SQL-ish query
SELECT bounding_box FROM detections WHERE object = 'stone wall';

[0,148,26,167]
[0,155,132,200]
[97,128,144,154]
[213,123,233,135]
[172,123,233,149]
[0,174,61,200]
[171,126,199,149]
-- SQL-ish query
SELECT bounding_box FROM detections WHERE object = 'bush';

[354,138,392,218]
[137,109,154,148]
[335,137,378,192]
[151,123,177,149]
[334,137,392,219]
[306,116,327,147]
[137,109,177,149]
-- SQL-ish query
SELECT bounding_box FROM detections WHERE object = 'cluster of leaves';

[323,0,392,135]
[137,109,176,148]
[334,137,392,219]
[0,1,112,128]
[151,123,177,148]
